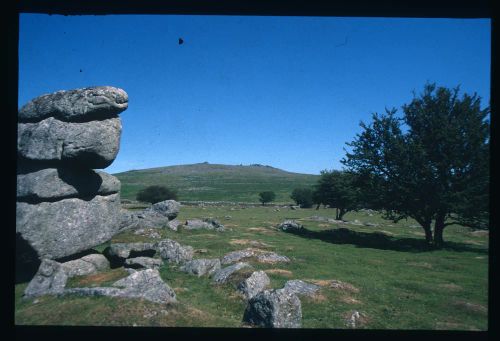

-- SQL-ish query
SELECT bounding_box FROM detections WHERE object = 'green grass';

[114,163,319,202]
[15,206,488,329]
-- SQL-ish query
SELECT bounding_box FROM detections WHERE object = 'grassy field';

[114,163,319,202]
[15,205,488,329]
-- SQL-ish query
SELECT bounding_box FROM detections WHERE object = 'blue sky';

[18,14,491,175]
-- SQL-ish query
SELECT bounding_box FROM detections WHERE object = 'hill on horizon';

[114,162,320,203]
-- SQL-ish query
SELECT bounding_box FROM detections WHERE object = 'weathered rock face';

[18,117,122,168]
[157,239,194,264]
[125,257,163,270]
[180,258,221,277]
[242,288,302,328]
[106,242,157,260]
[184,218,225,231]
[119,200,181,231]
[237,271,270,300]
[18,86,128,123]
[61,254,110,278]
[16,86,128,266]
[17,194,121,259]
[24,259,68,298]
[62,269,176,305]
[283,280,320,297]
[149,200,180,220]
[212,262,252,284]
[17,168,120,201]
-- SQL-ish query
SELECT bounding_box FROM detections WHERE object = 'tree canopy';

[291,188,314,208]
[313,170,360,220]
[342,83,489,247]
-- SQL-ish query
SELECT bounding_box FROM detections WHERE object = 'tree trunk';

[423,225,433,244]
[338,208,346,220]
[335,208,339,220]
[433,212,446,248]
[316,204,320,210]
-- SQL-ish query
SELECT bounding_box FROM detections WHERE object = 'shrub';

[259,191,276,205]
[291,188,313,208]
[136,185,178,204]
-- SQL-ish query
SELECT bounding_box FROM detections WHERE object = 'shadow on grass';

[286,227,488,254]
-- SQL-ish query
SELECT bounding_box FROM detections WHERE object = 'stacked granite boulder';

[16,86,128,261]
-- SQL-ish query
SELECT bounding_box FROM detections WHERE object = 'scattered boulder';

[278,220,304,232]
[237,271,270,300]
[212,262,252,284]
[243,288,302,328]
[61,254,110,278]
[125,257,163,270]
[184,218,225,231]
[256,253,290,264]
[346,310,361,328]
[148,200,180,220]
[221,248,257,265]
[283,280,320,297]
[63,269,176,305]
[123,200,181,230]
[167,219,181,231]
[24,259,68,298]
[133,228,161,239]
[180,258,221,277]
[157,239,194,264]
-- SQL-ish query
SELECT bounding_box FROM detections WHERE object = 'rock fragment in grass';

[277,220,304,232]
[125,256,163,270]
[212,262,252,284]
[157,239,194,264]
[184,218,225,231]
[283,280,320,297]
[24,259,68,298]
[180,258,221,277]
[237,270,270,300]
[61,254,110,278]
[243,288,302,328]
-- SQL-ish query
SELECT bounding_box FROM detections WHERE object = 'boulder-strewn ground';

[15,205,489,329]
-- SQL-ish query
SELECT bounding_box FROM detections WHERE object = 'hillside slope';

[114,163,319,203]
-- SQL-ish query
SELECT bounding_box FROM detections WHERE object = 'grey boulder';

[18,86,128,122]
[125,257,163,270]
[61,254,110,278]
[237,270,270,300]
[17,168,120,201]
[157,239,194,264]
[221,248,290,265]
[18,117,121,169]
[24,259,68,298]
[180,258,221,277]
[283,280,320,297]
[242,288,302,328]
[16,193,121,259]
[149,200,180,220]
[184,218,225,231]
[212,262,252,284]
[167,219,181,231]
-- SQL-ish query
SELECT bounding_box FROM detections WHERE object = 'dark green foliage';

[291,188,314,208]
[258,191,276,205]
[313,170,360,220]
[136,185,178,203]
[342,83,490,247]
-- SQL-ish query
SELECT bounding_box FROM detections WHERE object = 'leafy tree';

[259,191,276,205]
[313,170,360,220]
[291,188,314,208]
[342,83,489,247]
[136,185,178,203]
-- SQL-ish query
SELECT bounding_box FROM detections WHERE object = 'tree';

[342,83,489,247]
[259,191,276,205]
[291,188,314,208]
[313,170,361,220]
[136,185,178,203]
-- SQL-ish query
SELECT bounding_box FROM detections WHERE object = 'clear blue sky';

[18,14,491,175]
